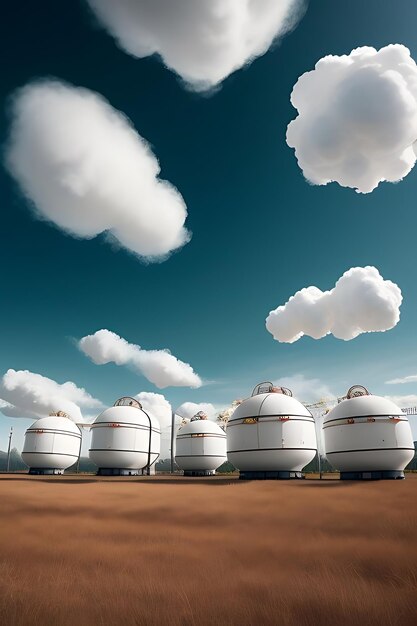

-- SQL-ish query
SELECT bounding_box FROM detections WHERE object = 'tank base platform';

[183,470,216,477]
[340,470,405,480]
[239,470,304,480]
[28,468,64,475]
[96,468,140,476]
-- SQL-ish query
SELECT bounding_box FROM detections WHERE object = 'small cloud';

[78,329,202,389]
[175,402,216,421]
[287,44,417,193]
[275,374,334,403]
[5,79,190,261]
[385,374,417,385]
[85,0,306,90]
[266,266,402,343]
[0,369,103,423]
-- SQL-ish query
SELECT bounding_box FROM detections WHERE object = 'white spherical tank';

[323,385,415,480]
[175,411,227,476]
[22,414,81,475]
[89,397,161,476]
[227,382,317,479]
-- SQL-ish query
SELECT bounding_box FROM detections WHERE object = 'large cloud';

[135,391,172,429]
[5,80,189,261]
[266,266,402,343]
[0,369,103,423]
[79,329,202,388]
[287,44,417,193]
[86,0,305,90]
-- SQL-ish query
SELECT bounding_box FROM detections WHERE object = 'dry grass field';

[0,474,417,626]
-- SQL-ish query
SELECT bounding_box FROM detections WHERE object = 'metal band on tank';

[176,433,226,439]
[227,447,317,453]
[227,415,314,426]
[88,448,156,454]
[23,451,79,458]
[326,447,415,455]
[26,429,82,439]
[91,422,161,434]
[175,454,227,458]
[323,415,407,428]
[139,407,154,473]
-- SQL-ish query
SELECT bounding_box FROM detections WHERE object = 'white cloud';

[175,401,216,420]
[385,395,417,409]
[5,80,189,261]
[385,374,417,385]
[135,391,172,429]
[86,0,305,90]
[266,266,402,343]
[0,369,103,423]
[275,374,334,403]
[79,329,202,389]
[287,44,417,193]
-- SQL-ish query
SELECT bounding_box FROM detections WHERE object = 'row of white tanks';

[22,398,161,476]
[21,384,415,480]
[226,382,414,480]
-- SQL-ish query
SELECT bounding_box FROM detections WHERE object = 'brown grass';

[0,474,417,625]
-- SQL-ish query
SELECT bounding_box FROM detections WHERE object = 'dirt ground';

[0,473,416,626]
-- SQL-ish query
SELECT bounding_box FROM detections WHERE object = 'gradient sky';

[1,0,417,452]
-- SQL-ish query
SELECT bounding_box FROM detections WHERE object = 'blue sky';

[1,0,417,451]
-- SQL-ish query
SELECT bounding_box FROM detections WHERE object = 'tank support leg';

[340,470,405,480]
[239,470,304,480]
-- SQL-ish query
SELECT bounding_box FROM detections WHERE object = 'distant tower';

[323,385,415,480]
[89,397,161,476]
[227,382,317,479]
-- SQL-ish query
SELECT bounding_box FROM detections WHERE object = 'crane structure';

[216,400,242,430]
[402,406,417,415]
[303,398,336,479]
